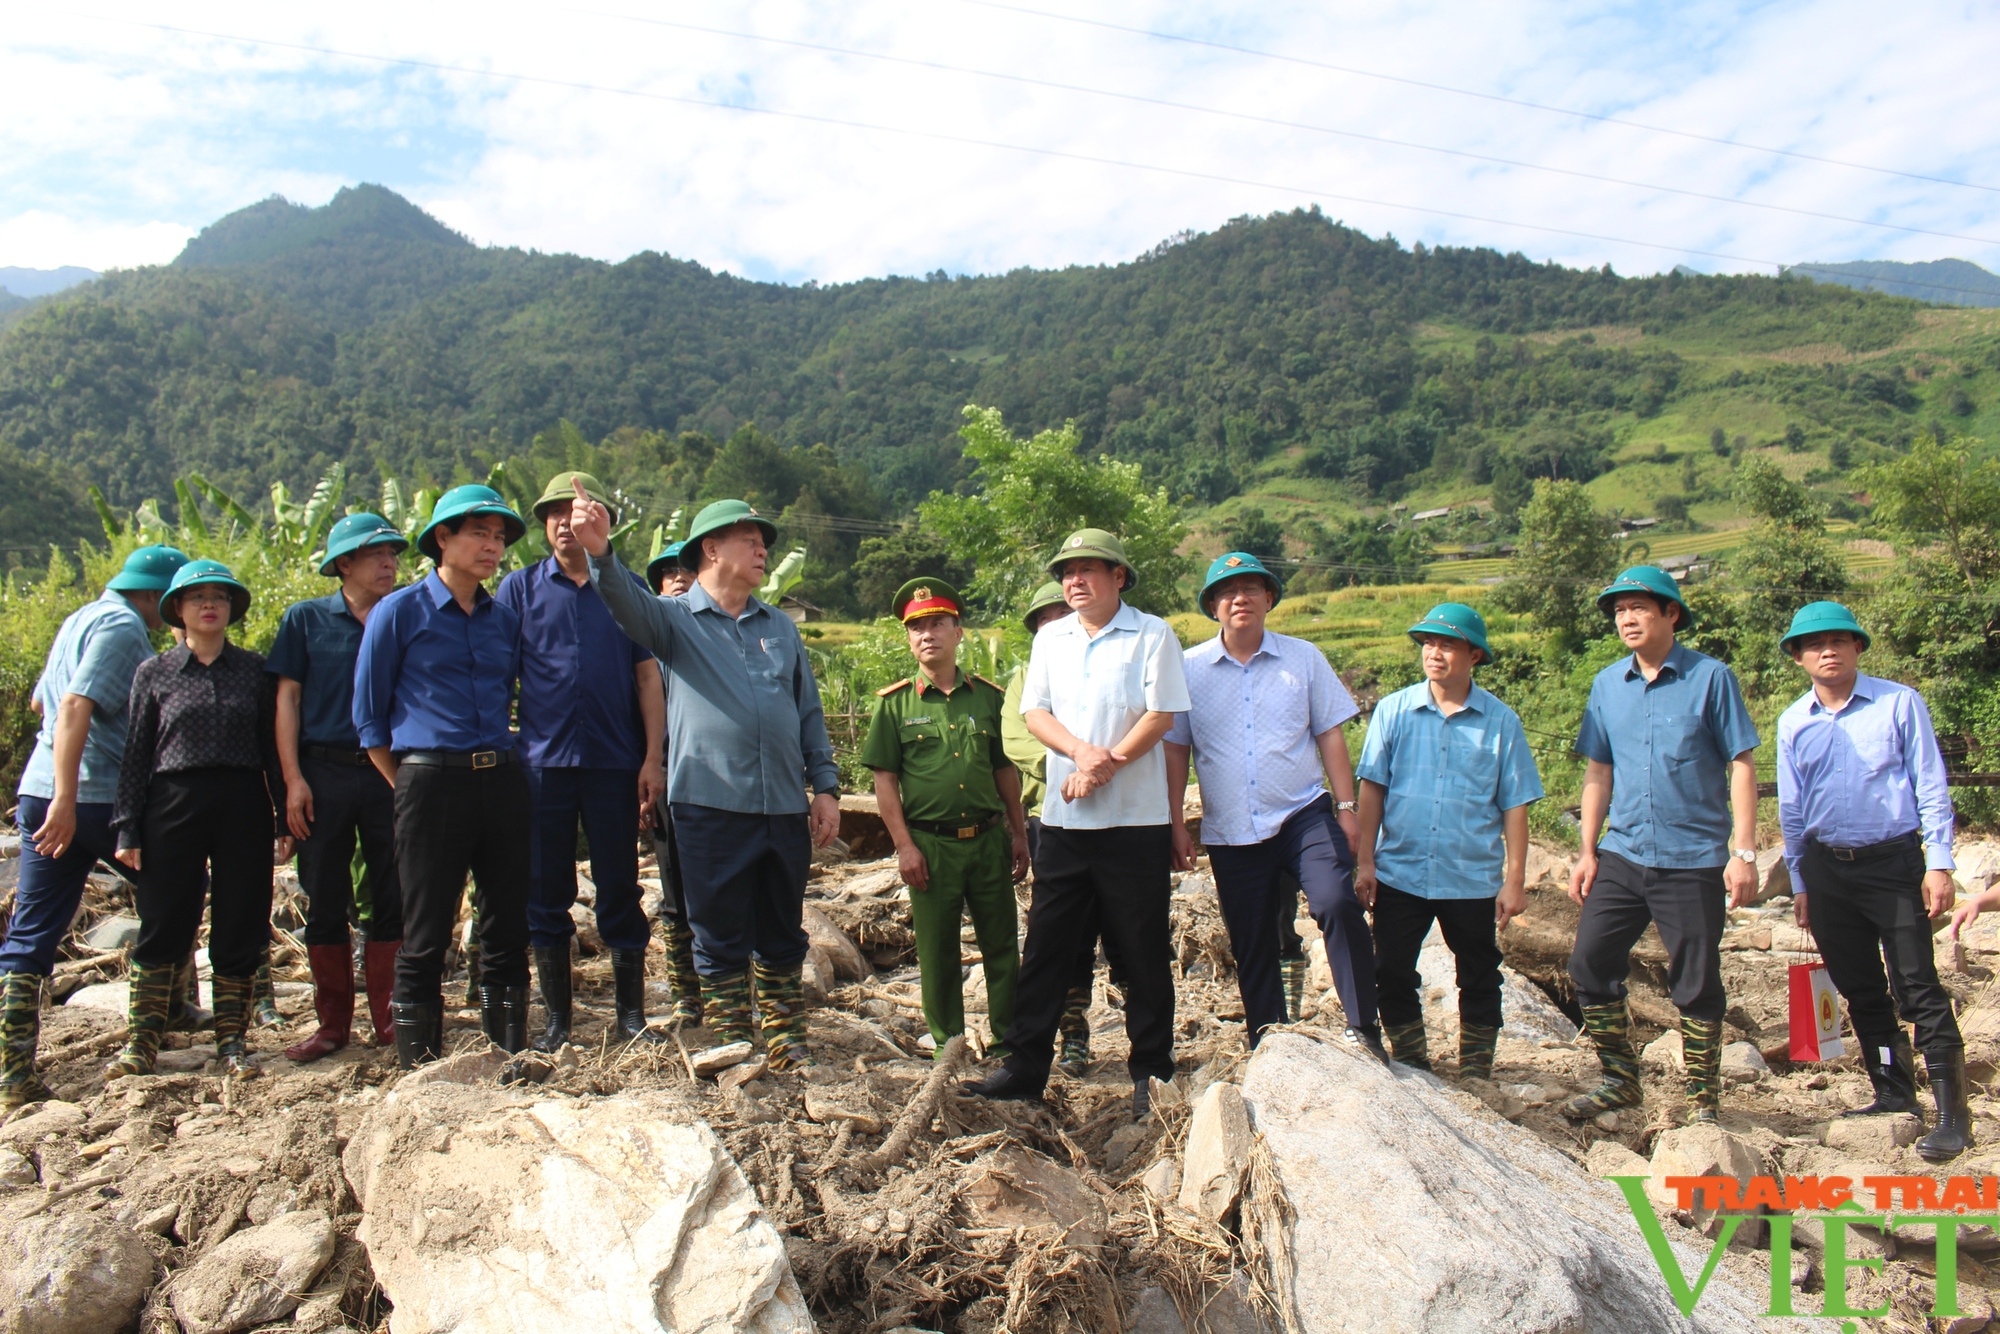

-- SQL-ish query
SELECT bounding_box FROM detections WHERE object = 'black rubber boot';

[1843,1031,1919,1116]
[1918,1049,1975,1164]
[963,1064,1046,1102]
[481,985,530,1054]
[610,949,665,1045]
[391,1002,440,1070]
[532,945,572,1053]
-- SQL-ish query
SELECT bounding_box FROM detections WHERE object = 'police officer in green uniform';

[863,579,1031,1056]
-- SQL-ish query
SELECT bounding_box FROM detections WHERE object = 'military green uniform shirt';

[860,673,1013,824]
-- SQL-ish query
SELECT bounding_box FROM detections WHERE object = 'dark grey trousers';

[1568,849,1728,1022]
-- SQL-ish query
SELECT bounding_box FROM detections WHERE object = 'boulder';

[1416,924,1577,1043]
[343,1082,812,1333]
[171,1209,336,1333]
[1647,1125,1772,1234]
[691,1041,754,1077]
[1140,1158,1179,1201]
[1753,847,1791,903]
[82,914,141,952]
[0,1146,34,1188]
[61,980,126,1013]
[1641,1029,1685,1073]
[802,906,870,981]
[1179,1083,1253,1220]
[569,902,605,956]
[0,1099,84,1149]
[1820,1113,1924,1155]
[962,1145,1106,1249]
[1129,1286,1188,1334]
[1585,1139,1653,1180]
[1196,1271,1272,1334]
[1954,841,2000,898]
[801,945,835,1003]
[1242,1033,1785,1333]
[1720,1042,1768,1084]
[0,1213,154,1334]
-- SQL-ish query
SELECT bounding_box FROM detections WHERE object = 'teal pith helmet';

[1198,551,1283,619]
[1407,602,1494,662]
[1596,565,1695,632]
[679,499,777,570]
[318,512,407,576]
[416,485,526,563]
[162,559,251,628]
[1781,600,1872,654]
[107,544,190,593]
[648,540,687,592]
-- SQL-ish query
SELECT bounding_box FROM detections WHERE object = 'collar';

[315,588,359,620]
[1624,641,1694,682]
[172,643,237,672]
[915,668,965,697]
[1807,672,1880,715]
[684,580,769,620]
[1411,679,1488,715]
[1201,629,1276,664]
[1057,600,1139,639]
[422,571,490,612]
[537,554,595,589]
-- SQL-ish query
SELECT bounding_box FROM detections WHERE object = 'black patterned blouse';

[113,644,284,848]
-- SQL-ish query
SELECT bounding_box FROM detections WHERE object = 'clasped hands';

[1060,740,1125,801]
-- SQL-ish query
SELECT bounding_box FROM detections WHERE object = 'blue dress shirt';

[496,557,653,770]
[265,589,370,748]
[588,551,839,814]
[19,590,156,804]
[1165,630,1359,846]
[1356,680,1544,899]
[1574,643,1760,869]
[352,573,522,753]
[1778,673,1956,894]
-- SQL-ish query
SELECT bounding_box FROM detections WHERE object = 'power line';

[580,7,2000,250]
[955,0,2000,198]
[95,18,1802,272]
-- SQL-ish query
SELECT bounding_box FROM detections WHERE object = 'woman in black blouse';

[110,560,289,1077]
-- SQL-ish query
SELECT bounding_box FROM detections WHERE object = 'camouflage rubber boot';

[211,973,261,1079]
[1458,1022,1500,1084]
[1382,1018,1431,1071]
[1,972,54,1110]
[753,960,813,1072]
[251,959,284,1029]
[108,961,175,1078]
[662,918,703,1026]
[1560,1001,1643,1119]
[1280,956,1308,1025]
[167,952,210,1032]
[1681,1015,1724,1124]
[701,969,755,1048]
[1057,983,1093,1076]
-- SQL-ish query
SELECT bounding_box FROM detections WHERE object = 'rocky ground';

[6,805,2000,1333]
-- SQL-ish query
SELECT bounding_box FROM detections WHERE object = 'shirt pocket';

[1657,713,1710,765]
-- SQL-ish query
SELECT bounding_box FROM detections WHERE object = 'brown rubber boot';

[284,944,354,1063]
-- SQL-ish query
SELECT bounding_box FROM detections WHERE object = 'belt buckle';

[956,824,977,839]
[471,750,498,770]
[1832,846,1856,861]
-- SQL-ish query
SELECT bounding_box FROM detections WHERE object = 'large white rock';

[1179,1082,1253,1220]
[172,1209,336,1333]
[0,1213,154,1334]
[343,1082,813,1333]
[1242,1033,1799,1333]
[1416,924,1578,1043]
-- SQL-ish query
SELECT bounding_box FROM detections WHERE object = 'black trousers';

[1207,796,1376,1040]
[1372,881,1502,1030]
[651,797,689,924]
[527,766,646,951]
[1804,838,1962,1059]
[1004,823,1175,1085]
[670,804,810,975]
[296,753,403,946]
[131,769,274,978]
[1568,849,1727,1022]
[392,760,532,1005]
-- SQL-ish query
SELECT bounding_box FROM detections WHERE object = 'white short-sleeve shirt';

[1021,600,1192,829]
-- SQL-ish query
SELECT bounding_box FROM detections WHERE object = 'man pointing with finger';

[567,481,841,1071]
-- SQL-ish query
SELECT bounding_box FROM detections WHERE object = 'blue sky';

[6,1,1999,285]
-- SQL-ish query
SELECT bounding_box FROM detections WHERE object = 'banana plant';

[758,547,808,605]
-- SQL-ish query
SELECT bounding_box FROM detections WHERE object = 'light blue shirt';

[1022,600,1191,829]
[1356,680,1545,900]
[1777,673,1956,894]
[20,590,156,805]
[1165,630,1359,846]
[1574,643,1760,869]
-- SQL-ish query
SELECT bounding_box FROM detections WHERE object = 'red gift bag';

[1789,961,1846,1061]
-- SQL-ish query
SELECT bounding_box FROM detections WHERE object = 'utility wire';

[581,7,2000,250]
[955,0,2000,197]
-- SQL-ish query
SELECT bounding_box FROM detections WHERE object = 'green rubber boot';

[1681,1015,1724,1124]
[0,972,54,1110]
[662,918,703,1026]
[108,961,174,1077]
[1280,956,1308,1024]
[753,960,813,1072]
[1057,984,1092,1076]
[251,959,284,1029]
[1458,1022,1500,1083]
[1561,1001,1643,1119]
[211,974,261,1079]
[701,969,755,1047]
[1382,1018,1431,1071]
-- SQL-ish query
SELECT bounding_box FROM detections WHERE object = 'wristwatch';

[1335,800,1358,813]
[1731,848,1757,864]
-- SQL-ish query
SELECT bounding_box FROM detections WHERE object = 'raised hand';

[568,475,613,558]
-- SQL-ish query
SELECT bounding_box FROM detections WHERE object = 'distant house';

[1411,507,1452,522]
[1459,542,1515,558]
[1618,517,1660,533]
[1657,553,1712,582]
[780,593,823,624]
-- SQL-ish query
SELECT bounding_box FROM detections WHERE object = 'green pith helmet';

[1023,580,1068,632]
[891,577,964,624]
[1199,551,1283,619]
[163,559,251,628]
[107,545,190,593]
[1046,527,1136,590]
[318,512,407,576]
[533,469,617,523]
[680,499,778,570]
[1781,600,1872,654]
[1407,602,1494,662]
[416,485,526,563]
[1596,565,1695,632]
[647,538,686,592]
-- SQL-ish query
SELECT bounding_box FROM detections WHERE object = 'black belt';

[905,812,1003,840]
[396,749,516,770]
[305,745,373,766]
[1809,832,1919,863]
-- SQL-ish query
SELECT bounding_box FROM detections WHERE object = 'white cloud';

[0,211,193,272]
[4,0,1998,282]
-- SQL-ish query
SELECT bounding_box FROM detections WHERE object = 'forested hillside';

[3,183,1999,616]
